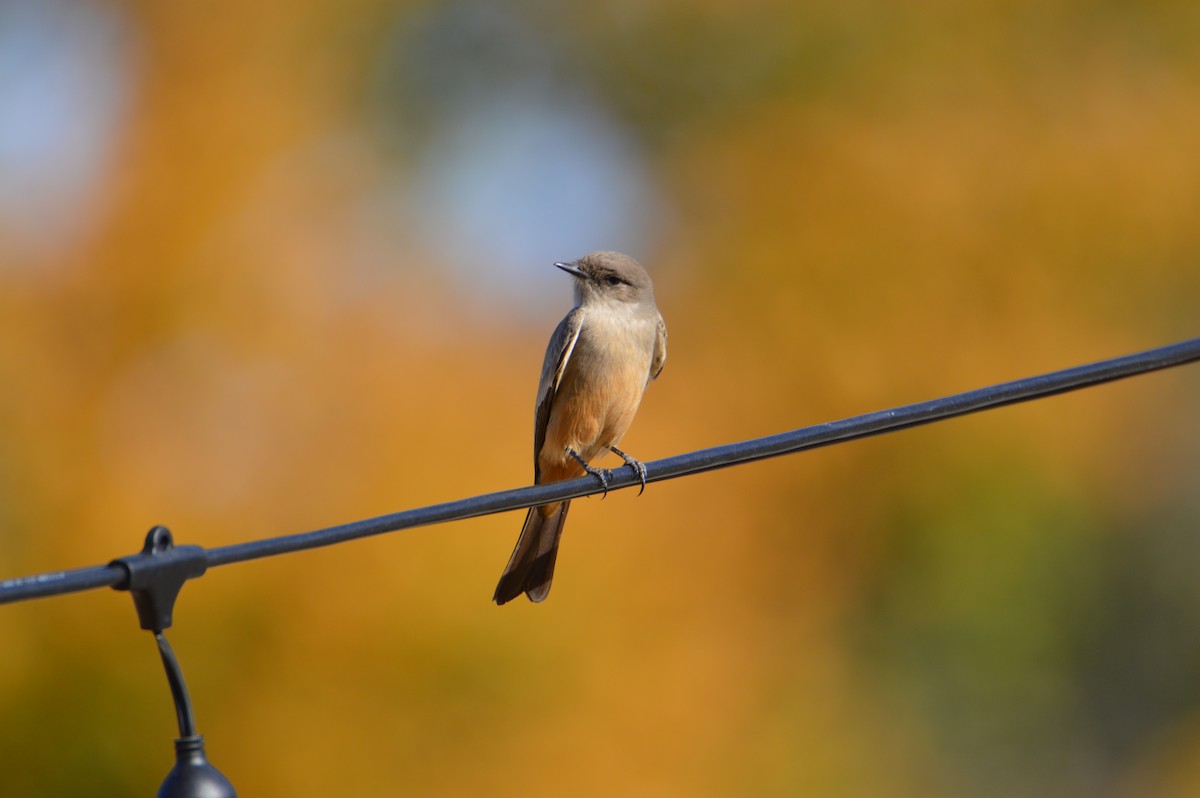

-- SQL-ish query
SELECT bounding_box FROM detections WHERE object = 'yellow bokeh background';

[2,1,1199,796]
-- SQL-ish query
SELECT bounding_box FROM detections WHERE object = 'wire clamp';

[110,525,207,632]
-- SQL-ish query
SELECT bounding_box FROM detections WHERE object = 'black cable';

[2,336,1198,605]
[156,632,197,738]
[0,564,126,603]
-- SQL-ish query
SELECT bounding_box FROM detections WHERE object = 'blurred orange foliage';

[2,1,1199,796]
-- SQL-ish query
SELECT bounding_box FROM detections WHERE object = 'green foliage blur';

[1,1,1199,796]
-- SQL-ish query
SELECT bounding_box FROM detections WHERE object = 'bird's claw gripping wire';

[610,446,648,496]
[567,447,611,498]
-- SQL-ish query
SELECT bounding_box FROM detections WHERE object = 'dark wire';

[2,336,1198,606]
[156,632,196,738]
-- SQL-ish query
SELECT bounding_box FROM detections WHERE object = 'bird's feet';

[567,447,611,498]
[609,446,648,496]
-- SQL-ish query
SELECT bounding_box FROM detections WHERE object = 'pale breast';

[539,309,659,474]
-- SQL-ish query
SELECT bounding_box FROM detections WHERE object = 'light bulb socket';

[157,734,236,798]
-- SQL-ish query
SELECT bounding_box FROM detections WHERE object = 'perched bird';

[494,251,667,604]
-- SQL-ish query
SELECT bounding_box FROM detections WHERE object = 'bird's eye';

[604,274,622,286]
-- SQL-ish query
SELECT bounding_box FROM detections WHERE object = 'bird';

[494,251,667,604]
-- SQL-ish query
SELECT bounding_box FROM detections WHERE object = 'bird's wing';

[649,314,667,382]
[533,307,586,477]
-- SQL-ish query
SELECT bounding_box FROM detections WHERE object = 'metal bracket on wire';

[111,526,207,633]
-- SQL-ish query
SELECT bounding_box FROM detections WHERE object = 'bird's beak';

[554,261,586,279]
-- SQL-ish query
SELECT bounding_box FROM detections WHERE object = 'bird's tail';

[493,501,571,604]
